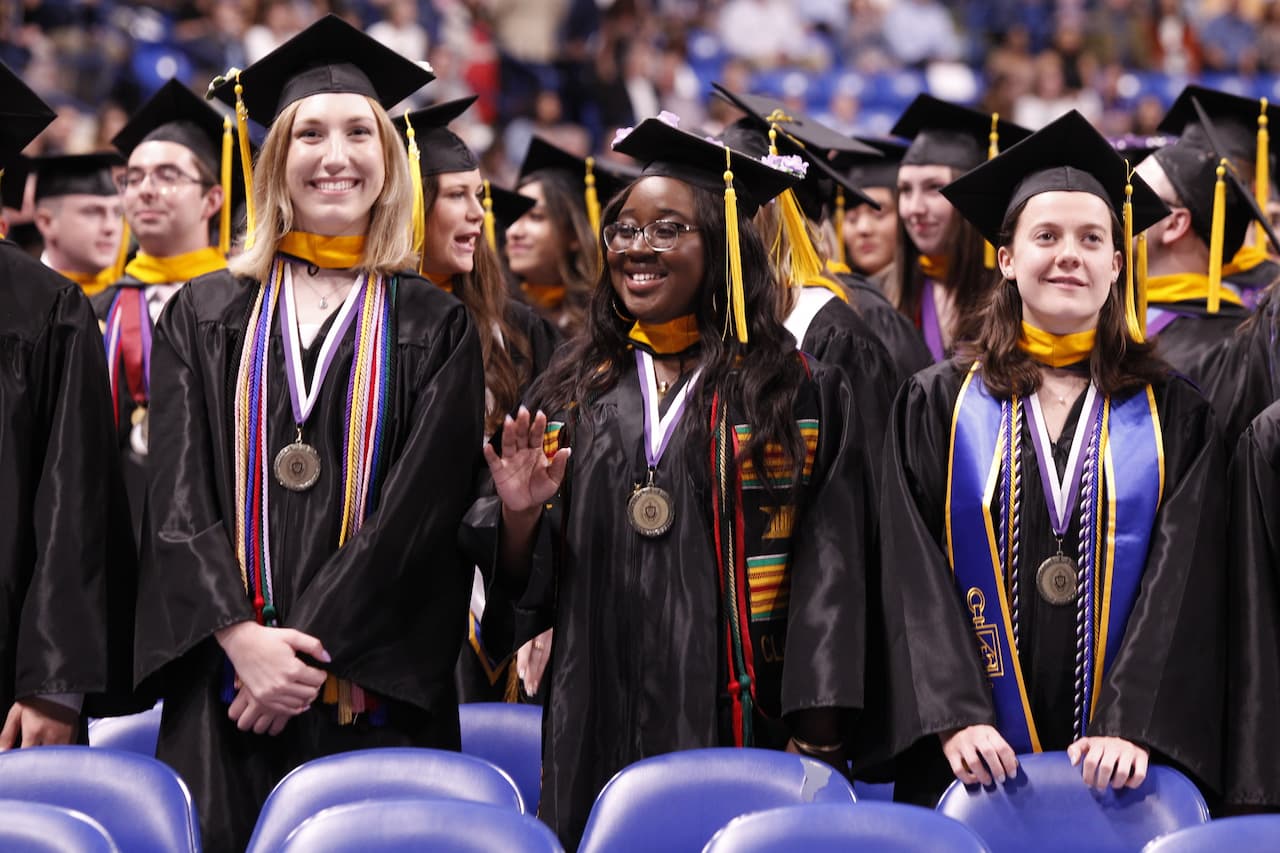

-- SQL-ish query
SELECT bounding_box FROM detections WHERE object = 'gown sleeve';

[1196,310,1277,448]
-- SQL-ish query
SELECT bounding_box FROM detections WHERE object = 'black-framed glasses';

[603,220,699,253]
[115,165,208,193]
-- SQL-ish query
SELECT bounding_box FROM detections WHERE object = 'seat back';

[704,802,992,853]
[88,704,163,756]
[936,751,1209,853]
[0,799,119,853]
[0,746,199,853]
[459,702,542,814]
[279,798,563,853]
[577,747,857,853]
[1142,814,1280,852]
[245,747,524,853]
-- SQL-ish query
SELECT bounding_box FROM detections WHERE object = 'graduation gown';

[835,271,933,389]
[878,361,1227,804]
[136,268,484,853]
[1148,300,1249,387]
[0,240,137,723]
[1225,400,1280,807]
[469,355,875,847]
[1196,302,1278,448]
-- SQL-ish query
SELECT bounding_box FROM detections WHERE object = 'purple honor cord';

[635,349,703,469]
[278,265,367,428]
[1025,384,1102,538]
[138,290,153,394]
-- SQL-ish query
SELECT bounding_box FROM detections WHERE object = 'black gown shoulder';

[837,271,932,385]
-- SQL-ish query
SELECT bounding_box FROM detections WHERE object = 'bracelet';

[790,735,844,755]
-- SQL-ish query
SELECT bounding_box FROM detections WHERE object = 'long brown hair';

[960,199,1168,397]
[516,168,599,334]
[422,172,530,434]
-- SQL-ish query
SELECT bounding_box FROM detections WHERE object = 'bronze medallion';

[627,484,674,537]
[273,441,322,491]
[1035,554,1079,605]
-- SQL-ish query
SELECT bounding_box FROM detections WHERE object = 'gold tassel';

[482,179,497,253]
[219,116,233,254]
[232,72,256,249]
[337,678,352,725]
[404,113,425,259]
[1208,158,1227,314]
[584,156,601,241]
[1122,174,1143,341]
[108,219,131,284]
[723,148,748,343]
[1136,232,1148,335]
[1258,98,1270,250]
[984,112,1000,269]
[834,186,846,267]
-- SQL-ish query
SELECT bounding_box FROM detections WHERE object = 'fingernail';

[319,650,331,663]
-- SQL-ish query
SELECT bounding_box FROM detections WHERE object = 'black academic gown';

[0,240,138,725]
[877,361,1227,805]
[136,268,484,853]
[834,271,933,389]
[1149,300,1249,387]
[1225,400,1280,808]
[469,356,874,848]
[1196,299,1279,448]
[1226,258,1280,302]
[454,301,562,704]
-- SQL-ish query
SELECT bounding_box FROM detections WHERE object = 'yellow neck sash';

[123,247,227,285]
[1223,244,1272,278]
[1145,272,1244,307]
[277,231,366,269]
[521,281,566,311]
[628,314,700,355]
[424,270,454,293]
[58,268,115,296]
[1018,321,1095,367]
[919,254,951,281]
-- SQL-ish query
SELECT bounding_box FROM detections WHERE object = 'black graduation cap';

[0,61,56,167]
[113,79,232,177]
[1109,134,1173,167]
[393,95,479,176]
[831,136,908,194]
[30,152,122,201]
[940,110,1169,248]
[489,184,536,230]
[1,154,31,209]
[892,94,1031,172]
[1157,84,1280,177]
[518,136,634,205]
[208,14,435,126]
[710,83,881,157]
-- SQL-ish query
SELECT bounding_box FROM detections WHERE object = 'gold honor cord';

[984,113,1000,269]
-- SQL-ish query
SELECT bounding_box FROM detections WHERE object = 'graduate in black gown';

[394,95,560,703]
[474,115,876,847]
[878,111,1227,806]
[28,152,126,296]
[135,17,483,851]
[0,62,138,748]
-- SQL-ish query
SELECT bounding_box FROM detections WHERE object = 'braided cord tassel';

[1073,404,1103,738]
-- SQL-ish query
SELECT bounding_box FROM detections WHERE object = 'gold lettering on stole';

[761,506,795,539]
[966,588,1004,678]
[761,633,785,663]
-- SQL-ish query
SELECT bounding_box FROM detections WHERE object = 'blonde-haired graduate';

[133,16,484,851]
[877,111,1227,808]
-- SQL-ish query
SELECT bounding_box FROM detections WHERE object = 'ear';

[201,184,225,224]
[996,244,1016,281]
[33,206,54,235]
[1111,247,1122,283]
[1160,207,1192,246]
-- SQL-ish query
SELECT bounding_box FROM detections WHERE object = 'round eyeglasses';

[602,220,699,253]
[115,165,207,194]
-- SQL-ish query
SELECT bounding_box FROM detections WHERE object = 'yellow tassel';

[108,219,131,284]
[233,72,256,250]
[834,186,846,267]
[337,678,352,725]
[1122,175,1143,341]
[404,113,425,260]
[778,188,829,286]
[723,148,748,344]
[984,113,1000,269]
[1258,98,1270,250]
[1208,158,1227,314]
[1136,232,1148,335]
[482,179,497,253]
[584,157,601,241]
[219,116,233,254]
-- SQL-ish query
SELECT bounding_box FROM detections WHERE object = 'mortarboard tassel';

[723,147,748,344]
[482,179,497,253]
[1258,98,1270,251]
[231,71,256,249]
[766,125,842,297]
[1122,173,1144,342]
[1136,232,1148,335]
[219,116,233,254]
[403,113,426,264]
[584,156,601,240]
[1208,159,1227,314]
[984,113,999,270]
[108,219,132,285]
[834,186,847,267]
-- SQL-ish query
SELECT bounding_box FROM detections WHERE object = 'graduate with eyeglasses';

[473,114,876,847]
[876,111,1227,807]
[134,17,484,850]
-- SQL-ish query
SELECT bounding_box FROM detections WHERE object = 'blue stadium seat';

[0,746,200,852]
[1141,814,1280,852]
[576,747,857,853]
[244,747,524,853]
[459,702,542,815]
[0,799,119,853]
[278,798,564,853]
[88,703,162,756]
[854,779,896,801]
[935,751,1208,853]
[704,801,991,853]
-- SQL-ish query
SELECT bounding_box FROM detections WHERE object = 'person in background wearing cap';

[29,152,126,297]
[837,138,904,286]
[134,17,483,850]
[877,111,1226,808]
[476,113,876,847]
[510,136,633,335]
[394,95,559,705]
[0,62,139,753]
[890,95,1031,362]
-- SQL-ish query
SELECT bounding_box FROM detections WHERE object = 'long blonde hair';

[231,95,416,281]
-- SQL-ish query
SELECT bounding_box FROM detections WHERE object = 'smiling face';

[998,190,1121,335]
[607,176,705,324]
[897,163,956,255]
[285,92,386,236]
[422,169,484,277]
[843,185,897,275]
[123,140,222,255]
[507,180,573,285]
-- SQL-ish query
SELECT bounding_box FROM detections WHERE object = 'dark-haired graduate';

[878,111,1227,807]
[474,114,875,846]
[134,16,483,851]
[394,95,559,702]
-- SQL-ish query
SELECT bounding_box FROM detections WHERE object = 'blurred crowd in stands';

[6,0,1280,185]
